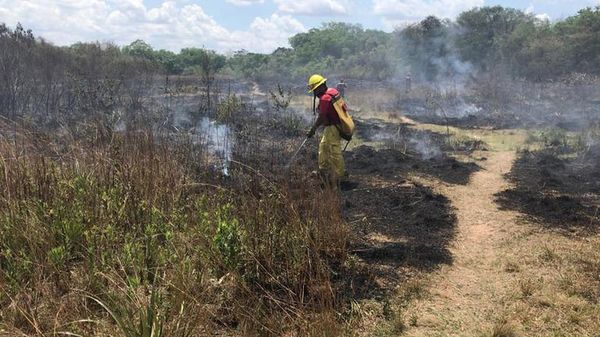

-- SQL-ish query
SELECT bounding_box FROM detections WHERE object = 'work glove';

[306,128,316,139]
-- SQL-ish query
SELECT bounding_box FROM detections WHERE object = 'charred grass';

[495,146,600,235]
[353,118,482,185]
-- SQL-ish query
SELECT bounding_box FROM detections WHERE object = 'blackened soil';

[339,145,466,299]
[495,147,600,234]
[332,116,484,299]
[348,145,480,186]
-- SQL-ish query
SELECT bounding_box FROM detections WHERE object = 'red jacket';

[318,88,342,126]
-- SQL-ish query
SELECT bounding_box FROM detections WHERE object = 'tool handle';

[343,140,350,152]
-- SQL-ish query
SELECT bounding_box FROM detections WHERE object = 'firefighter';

[336,78,348,98]
[306,74,345,185]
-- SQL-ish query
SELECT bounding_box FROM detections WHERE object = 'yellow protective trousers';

[318,125,345,179]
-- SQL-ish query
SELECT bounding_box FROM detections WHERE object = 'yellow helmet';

[307,74,326,92]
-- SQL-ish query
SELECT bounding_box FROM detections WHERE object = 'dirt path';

[403,150,527,336]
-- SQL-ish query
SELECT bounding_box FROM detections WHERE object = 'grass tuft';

[491,320,518,337]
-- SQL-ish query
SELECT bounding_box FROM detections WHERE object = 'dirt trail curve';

[404,150,526,336]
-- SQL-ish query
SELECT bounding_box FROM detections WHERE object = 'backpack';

[326,89,355,141]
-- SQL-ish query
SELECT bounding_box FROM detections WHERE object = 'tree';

[555,6,600,74]
[0,23,36,118]
[179,48,226,114]
[122,39,155,61]
[227,49,270,80]
[456,6,531,70]
[395,16,452,81]
[501,20,571,81]
[154,49,183,75]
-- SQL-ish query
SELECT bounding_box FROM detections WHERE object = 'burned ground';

[161,88,483,306]
[355,118,487,153]
[348,144,480,186]
[336,129,483,299]
[383,77,600,131]
[495,146,600,234]
[126,85,600,334]
[341,172,456,299]
[354,118,483,185]
[230,113,478,303]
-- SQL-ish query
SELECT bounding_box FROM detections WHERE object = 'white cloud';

[215,14,306,52]
[535,13,551,21]
[274,0,348,16]
[225,0,265,6]
[0,0,305,53]
[525,4,551,22]
[373,0,483,20]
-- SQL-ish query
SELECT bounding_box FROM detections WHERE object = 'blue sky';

[0,0,598,53]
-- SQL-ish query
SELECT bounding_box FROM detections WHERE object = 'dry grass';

[0,118,350,336]
[501,233,600,336]
[490,320,518,337]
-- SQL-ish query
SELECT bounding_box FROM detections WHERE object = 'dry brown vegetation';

[0,114,352,336]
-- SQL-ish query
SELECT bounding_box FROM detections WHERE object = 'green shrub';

[213,205,244,270]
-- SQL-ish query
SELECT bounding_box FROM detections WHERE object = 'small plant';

[269,84,292,114]
[269,84,305,136]
[539,128,568,148]
[48,245,68,268]
[398,279,427,304]
[348,300,364,323]
[88,286,166,337]
[491,320,517,337]
[216,94,242,123]
[409,313,418,326]
[518,278,538,298]
[538,245,558,263]
[504,261,520,273]
[213,205,244,271]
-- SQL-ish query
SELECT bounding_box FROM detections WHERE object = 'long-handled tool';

[343,140,351,152]
[287,106,318,169]
[286,137,309,169]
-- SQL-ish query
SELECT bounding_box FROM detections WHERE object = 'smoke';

[431,53,475,86]
[394,16,477,86]
[196,117,234,176]
[374,124,442,160]
[445,101,481,118]
[409,133,442,160]
[160,94,234,175]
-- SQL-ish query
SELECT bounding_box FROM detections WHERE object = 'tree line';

[1,5,599,123]
[398,6,600,82]
[229,5,600,82]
